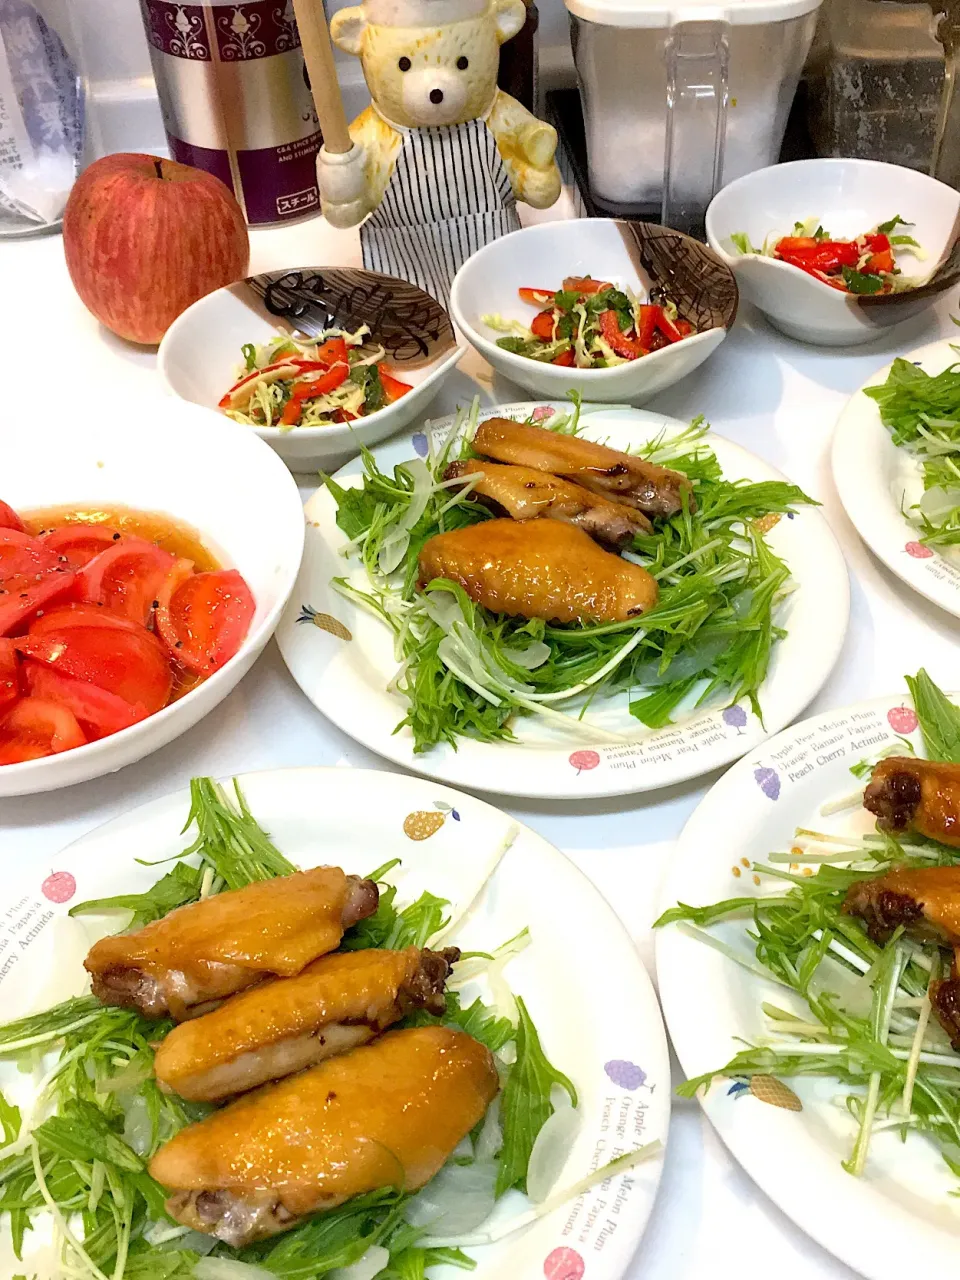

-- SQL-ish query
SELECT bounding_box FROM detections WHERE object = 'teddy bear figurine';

[316,0,561,305]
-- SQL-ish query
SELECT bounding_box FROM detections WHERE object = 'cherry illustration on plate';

[544,1247,585,1280]
[887,705,918,734]
[569,749,600,774]
[905,541,934,559]
[41,871,76,904]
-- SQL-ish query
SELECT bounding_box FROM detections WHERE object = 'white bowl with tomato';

[158,279,464,472]
[705,158,960,346]
[0,401,304,796]
[449,218,738,402]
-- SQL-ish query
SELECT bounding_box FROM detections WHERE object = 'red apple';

[63,153,250,346]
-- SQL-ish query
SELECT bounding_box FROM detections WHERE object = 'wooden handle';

[292,0,353,154]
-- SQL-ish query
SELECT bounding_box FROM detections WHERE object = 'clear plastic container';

[0,0,103,236]
[566,0,823,234]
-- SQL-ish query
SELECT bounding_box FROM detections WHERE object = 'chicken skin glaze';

[863,757,960,848]
[418,518,659,624]
[153,946,460,1102]
[471,417,694,518]
[844,865,960,1048]
[84,868,379,1021]
[150,1026,499,1246]
[443,459,653,546]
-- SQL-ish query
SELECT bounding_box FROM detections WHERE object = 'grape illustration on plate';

[411,432,429,458]
[543,1247,585,1280]
[605,1059,646,1089]
[569,749,600,774]
[754,766,780,801]
[905,541,934,559]
[887,705,918,734]
[41,871,76,904]
[722,705,748,735]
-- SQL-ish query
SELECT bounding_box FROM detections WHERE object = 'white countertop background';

[2,207,959,1280]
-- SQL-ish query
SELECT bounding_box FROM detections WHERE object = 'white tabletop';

[2,209,958,1280]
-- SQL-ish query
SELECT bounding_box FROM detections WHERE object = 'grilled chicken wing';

[443,459,652,546]
[151,1026,499,1246]
[153,946,460,1102]
[472,417,693,518]
[418,518,658,624]
[844,865,960,1047]
[85,868,378,1021]
[863,757,960,847]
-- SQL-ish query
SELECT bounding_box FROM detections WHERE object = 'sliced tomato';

[77,538,176,624]
[0,528,60,584]
[14,626,172,715]
[157,568,254,675]
[551,348,576,366]
[378,366,413,403]
[22,661,145,740]
[518,287,554,306]
[530,310,556,341]
[39,525,122,569]
[562,276,612,295]
[29,603,146,636]
[0,697,86,764]
[0,501,25,533]
[0,570,77,637]
[312,336,348,367]
[599,309,644,360]
[0,640,19,708]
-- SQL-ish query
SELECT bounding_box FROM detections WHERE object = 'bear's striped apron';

[361,113,521,308]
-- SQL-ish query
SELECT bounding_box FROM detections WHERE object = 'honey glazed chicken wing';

[150,1026,499,1246]
[863,757,960,847]
[84,868,379,1021]
[153,946,460,1102]
[471,417,694,519]
[844,864,960,1048]
[443,460,653,547]
[418,518,658,624]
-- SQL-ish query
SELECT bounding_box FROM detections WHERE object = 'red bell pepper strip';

[312,337,348,367]
[378,365,413,403]
[563,276,613,296]
[551,348,576,366]
[656,310,683,343]
[519,288,555,307]
[865,233,891,253]
[279,363,350,425]
[599,310,644,360]
[637,305,659,349]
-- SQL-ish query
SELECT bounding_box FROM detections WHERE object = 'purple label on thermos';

[213,0,301,60]
[167,135,233,190]
[142,2,211,59]
[238,130,321,222]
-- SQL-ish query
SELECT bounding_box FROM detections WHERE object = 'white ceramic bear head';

[331,0,526,129]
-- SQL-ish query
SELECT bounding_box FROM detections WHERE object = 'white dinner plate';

[656,692,960,1278]
[276,402,850,800]
[832,337,960,618]
[0,766,670,1280]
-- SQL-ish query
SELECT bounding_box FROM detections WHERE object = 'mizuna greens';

[864,356,960,549]
[0,778,653,1280]
[326,400,815,753]
[656,669,960,1185]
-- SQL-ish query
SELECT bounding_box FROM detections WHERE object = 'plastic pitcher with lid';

[566,0,824,234]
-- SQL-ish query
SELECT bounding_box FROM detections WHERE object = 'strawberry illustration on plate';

[41,871,76,904]
[569,749,600,775]
[905,541,934,559]
[887,705,918,734]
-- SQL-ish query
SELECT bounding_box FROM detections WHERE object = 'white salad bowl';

[0,400,304,797]
[158,273,464,472]
[449,218,738,402]
[705,158,960,346]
